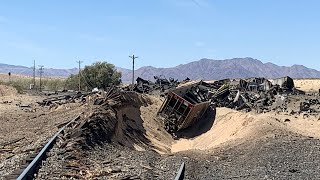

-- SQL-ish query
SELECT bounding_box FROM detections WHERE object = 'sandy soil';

[0,85,17,96]
[113,94,174,153]
[140,95,173,153]
[294,79,320,92]
[172,107,320,152]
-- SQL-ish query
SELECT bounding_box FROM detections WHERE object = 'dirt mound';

[172,108,262,152]
[172,106,320,152]
[62,91,173,154]
[0,85,17,96]
[172,108,285,152]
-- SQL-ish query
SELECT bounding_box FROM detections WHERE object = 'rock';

[284,119,290,122]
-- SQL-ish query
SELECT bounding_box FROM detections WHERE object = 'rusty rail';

[16,115,81,180]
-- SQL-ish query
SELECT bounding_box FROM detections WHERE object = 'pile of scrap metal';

[91,87,122,106]
[37,91,93,107]
[299,98,320,113]
[158,76,306,134]
[132,76,180,93]
[157,81,211,134]
[207,76,305,112]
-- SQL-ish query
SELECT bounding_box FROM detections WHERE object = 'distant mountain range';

[1,58,320,82]
[0,63,78,77]
[119,58,320,82]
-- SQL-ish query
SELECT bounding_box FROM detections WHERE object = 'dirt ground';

[0,85,17,96]
[2,79,320,179]
[0,91,84,178]
[294,79,320,92]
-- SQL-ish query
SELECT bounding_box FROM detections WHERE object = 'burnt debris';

[133,76,180,94]
[157,76,319,134]
[36,75,317,136]
[158,82,211,134]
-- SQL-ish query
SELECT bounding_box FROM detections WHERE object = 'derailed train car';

[158,82,210,134]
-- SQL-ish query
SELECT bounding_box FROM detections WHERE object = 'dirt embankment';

[115,95,173,153]
[61,92,174,154]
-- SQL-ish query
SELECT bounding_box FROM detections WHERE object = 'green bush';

[65,61,121,91]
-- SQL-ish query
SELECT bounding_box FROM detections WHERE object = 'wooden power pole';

[33,60,36,89]
[76,61,83,91]
[129,54,138,86]
[38,65,44,91]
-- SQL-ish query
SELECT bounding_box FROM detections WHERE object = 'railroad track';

[174,162,185,180]
[5,114,81,180]
[5,112,186,180]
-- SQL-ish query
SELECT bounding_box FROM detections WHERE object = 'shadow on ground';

[176,106,216,138]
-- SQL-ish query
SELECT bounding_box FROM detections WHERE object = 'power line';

[191,0,201,8]
[129,54,138,86]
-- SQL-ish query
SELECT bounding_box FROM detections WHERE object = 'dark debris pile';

[203,76,308,113]
[37,91,93,107]
[131,76,188,94]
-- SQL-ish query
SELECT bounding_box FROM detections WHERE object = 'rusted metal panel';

[158,82,210,133]
[270,76,295,90]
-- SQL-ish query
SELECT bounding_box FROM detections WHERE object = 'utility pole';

[33,60,36,89]
[129,54,138,86]
[39,65,44,91]
[76,61,83,91]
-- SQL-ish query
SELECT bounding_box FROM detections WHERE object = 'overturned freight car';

[158,82,211,134]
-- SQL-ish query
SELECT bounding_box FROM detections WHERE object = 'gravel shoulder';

[0,94,83,178]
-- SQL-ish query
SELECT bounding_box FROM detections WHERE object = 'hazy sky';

[0,0,319,70]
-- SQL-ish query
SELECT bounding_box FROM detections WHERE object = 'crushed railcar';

[158,82,211,134]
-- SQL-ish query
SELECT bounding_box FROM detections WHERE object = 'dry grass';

[0,73,66,91]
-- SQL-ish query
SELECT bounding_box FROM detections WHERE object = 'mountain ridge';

[1,58,320,82]
[120,57,320,82]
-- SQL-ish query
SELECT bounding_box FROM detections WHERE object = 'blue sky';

[0,0,319,70]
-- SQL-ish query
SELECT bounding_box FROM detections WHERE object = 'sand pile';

[62,92,173,154]
[171,108,262,152]
[113,94,173,153]
[0,85,17,96]
[172,106,320,153]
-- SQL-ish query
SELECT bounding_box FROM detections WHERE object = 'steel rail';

[16,115,81,180]
[174,162,185,180]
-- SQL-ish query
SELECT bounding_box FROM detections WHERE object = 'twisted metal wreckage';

[37,75,312,135]
[156,76,307,134]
